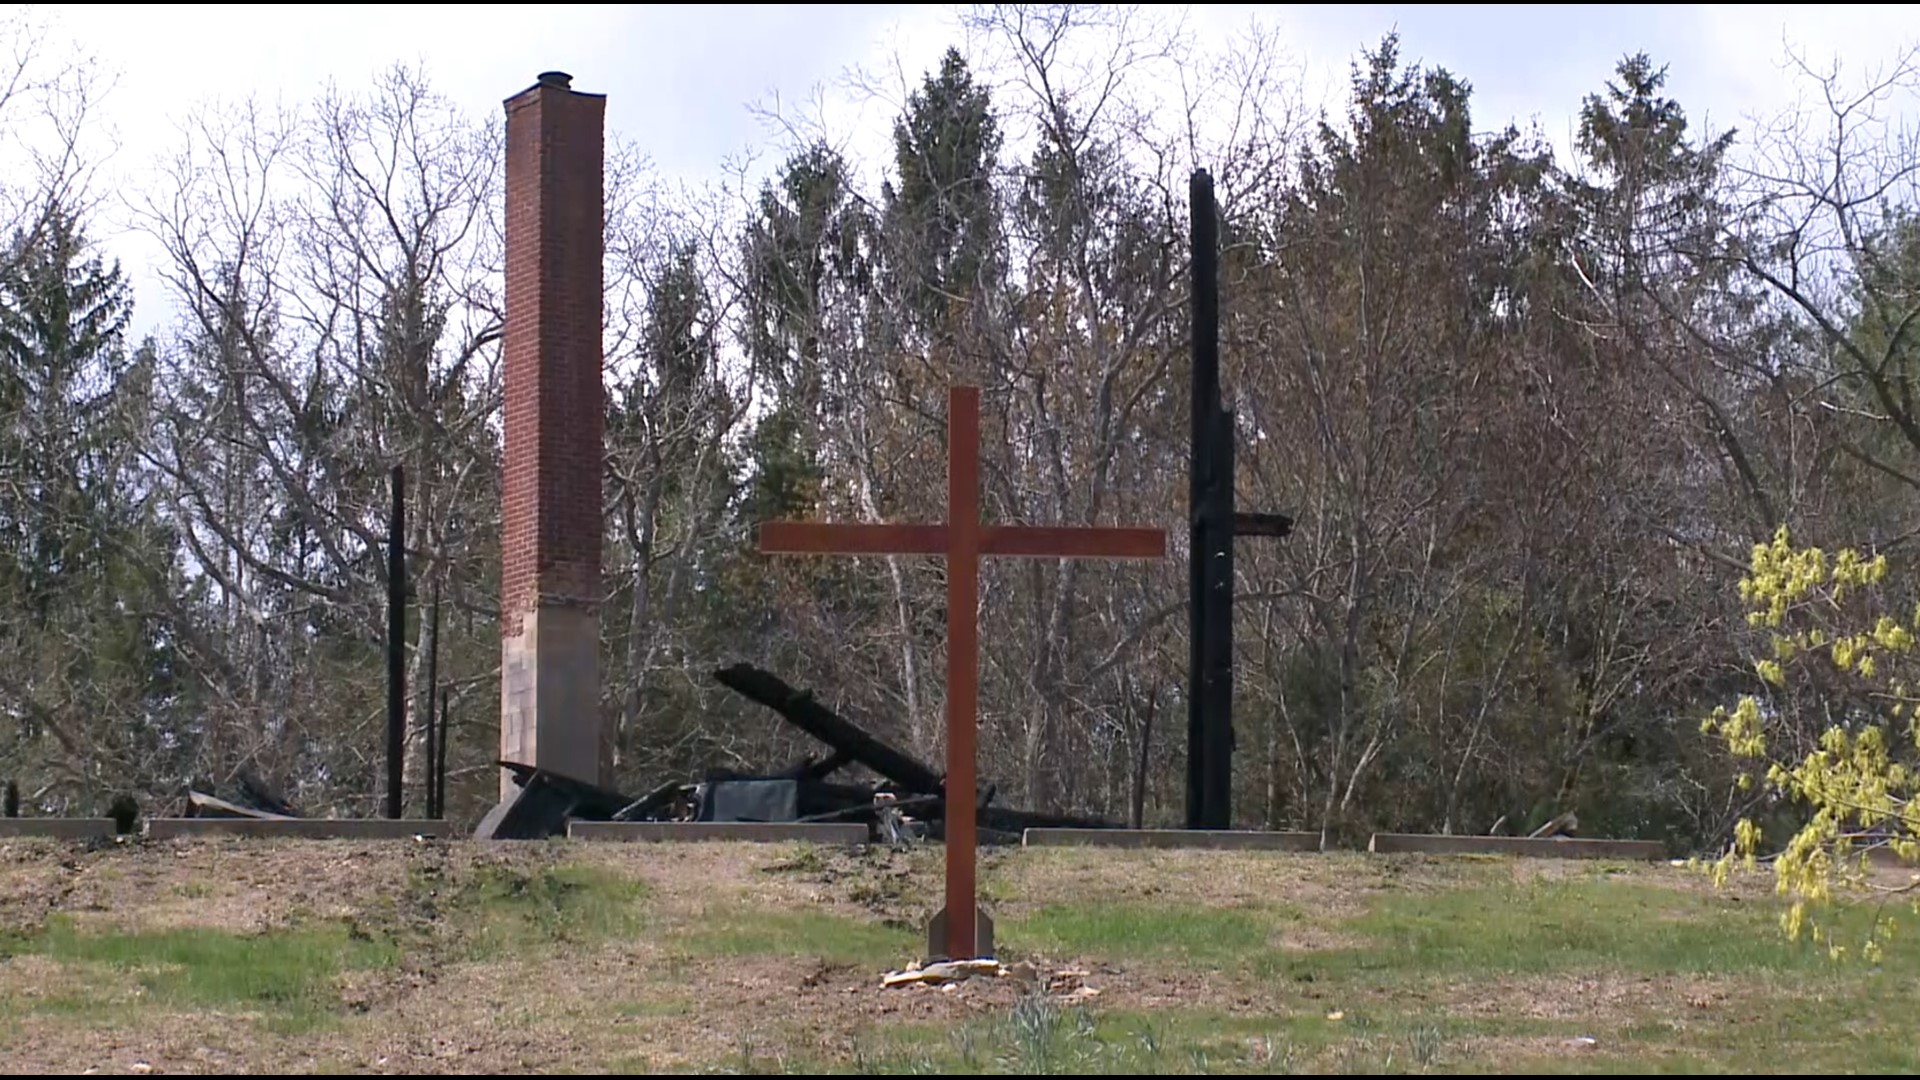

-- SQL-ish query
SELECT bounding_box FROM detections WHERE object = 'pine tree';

[881,47,1004,344]
[0,205,178,811]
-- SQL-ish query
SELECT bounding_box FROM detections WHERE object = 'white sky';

[14,3,1920,341]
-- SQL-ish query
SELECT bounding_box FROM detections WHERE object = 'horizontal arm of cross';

[759,522,1165,560]
[759,522,947,556]
[982,526,1164,559]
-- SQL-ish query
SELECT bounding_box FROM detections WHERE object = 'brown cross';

[758,385,1167,960]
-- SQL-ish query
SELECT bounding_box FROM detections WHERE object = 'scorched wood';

[712,664,944,795]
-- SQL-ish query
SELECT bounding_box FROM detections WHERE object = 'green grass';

[0,914,397,1029]
[10,846,1920,1073]
[1008,903,1282,968]
[1299,878,1919,979]
[458,863,649,958]
[683,909,919,966]
[818,869,1920,1075]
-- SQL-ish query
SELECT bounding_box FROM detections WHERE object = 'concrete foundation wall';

[1367,833,1666,860]
[1023,828,1322,851]
[568,821,869,844]
[0,818,116,840]
[146,819,455,840]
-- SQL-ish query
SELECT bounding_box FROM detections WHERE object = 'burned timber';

[473,663,1115,842]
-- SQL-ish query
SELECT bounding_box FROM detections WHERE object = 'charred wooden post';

[424,575,442,818]
[436,688,451,820]
[1188,169,1229,831]
[1187,169,1293,831]
[386,464,407,820]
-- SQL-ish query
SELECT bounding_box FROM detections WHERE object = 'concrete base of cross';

[927,905,996,962]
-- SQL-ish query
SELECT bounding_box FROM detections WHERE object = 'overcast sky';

[18,3,1920,340]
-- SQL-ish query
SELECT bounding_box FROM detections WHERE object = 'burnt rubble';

[474,662,1117,841]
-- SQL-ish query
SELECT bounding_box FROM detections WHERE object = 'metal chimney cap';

[537,71,573,89]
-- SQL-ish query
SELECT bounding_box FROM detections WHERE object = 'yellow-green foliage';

[1701,525,1919,961]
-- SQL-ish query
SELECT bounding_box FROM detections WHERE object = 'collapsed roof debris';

[472,662,1117,841]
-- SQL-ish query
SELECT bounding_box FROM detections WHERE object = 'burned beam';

[473,760,638,840]
[798,793,942,824]
[712,664,944,795]
[1233,512,1294,538]
[386,464,406,820]
[188,790,295,821]
[235,766,297,817]
[425,575,442,818]
[1188,170,1229,832]
[980,806,1115,833]
[1187,168,1293,832]
[612,780,689,822]
[804,750,853,781]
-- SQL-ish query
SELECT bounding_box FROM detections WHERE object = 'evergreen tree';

[0,205,180,811]
[881,47,1004,344]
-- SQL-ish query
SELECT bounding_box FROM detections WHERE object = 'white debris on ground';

[881,959,1005,987]
[880,958,1101,1000]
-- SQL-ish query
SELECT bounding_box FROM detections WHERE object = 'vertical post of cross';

[943,387,982,960]
[756,385,1165,960]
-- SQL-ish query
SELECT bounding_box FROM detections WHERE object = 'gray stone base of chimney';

[500,605,603,801]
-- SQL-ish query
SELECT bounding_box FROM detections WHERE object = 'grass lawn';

[0,836,1914,1073]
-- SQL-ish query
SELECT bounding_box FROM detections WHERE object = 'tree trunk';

[620,472,662,772]
[1129,670,1158,830]
[855,443,924,751]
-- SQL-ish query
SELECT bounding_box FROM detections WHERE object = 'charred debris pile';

[475,663,1113,841]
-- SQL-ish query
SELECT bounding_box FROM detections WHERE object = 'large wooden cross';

[759,385,1167,960]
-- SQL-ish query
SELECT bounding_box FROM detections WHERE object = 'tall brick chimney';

[499,70,606,798]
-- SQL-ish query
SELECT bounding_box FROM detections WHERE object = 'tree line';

[5,7,1919,854]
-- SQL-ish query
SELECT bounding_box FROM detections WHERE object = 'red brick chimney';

[499,70,606,797]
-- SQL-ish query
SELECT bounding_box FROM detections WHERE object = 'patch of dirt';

[0,839,92,931]
[325,943,1142,1072]
[986,849,1460,922]
[0,836,448,937]
[0,952,146,1009]
[1445,1033,1617,1069]
[1445,971,1748,1029]
[1269,923,1367,953]
[570,838,931,923]
[79,841,423,934]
